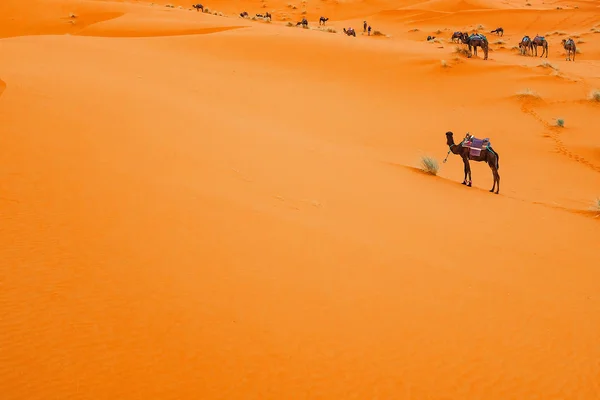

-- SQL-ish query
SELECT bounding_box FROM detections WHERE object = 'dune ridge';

[1,0,599,399]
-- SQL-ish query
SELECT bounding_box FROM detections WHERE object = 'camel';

[562,38,576,61]
[343,27,356,37]
[240,11,248,18]
[319,16,329,25]
[427,35,436,41]
[461,32,489,60]
[265,12,271,20]
[256,12,270,19]
[531,35,548,58]
[490,27,504,36]
[192,3,203,11]
[451,31,464,43]
[445,131,500,194]
[518,35,533,56]
[296,18,308,27]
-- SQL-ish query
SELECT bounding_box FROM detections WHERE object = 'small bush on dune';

[516,88,540,98]
[441,59,448,67]
[373,30,385,36]
[286,21,294,27]
[589,89,600,102]
[556,118,565,127]
[540,61,558,70]
[420,156,439,175]
[455,46,471,58]
[590,198,600,216]
[493,40,505,45]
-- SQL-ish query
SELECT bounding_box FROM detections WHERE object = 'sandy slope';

[1,0,599,399]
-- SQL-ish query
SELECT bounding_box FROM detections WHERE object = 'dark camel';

[461,32,489,60]
[562,38,576,61]
[490,27,504,36]
[296,18,308,27]
[192,3,203,11]
[427,35,436,41]
[451,31,465,43]
[240,11,248,18]
[319,16,329,25]
[532,35,548,58]
[445,131,500,194]
[343,27,356,36]
[518,35,532,56]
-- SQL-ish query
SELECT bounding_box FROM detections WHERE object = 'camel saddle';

[464,134,490,157]
[535,35,545,41]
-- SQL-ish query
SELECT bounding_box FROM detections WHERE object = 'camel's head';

[445,131,454,145]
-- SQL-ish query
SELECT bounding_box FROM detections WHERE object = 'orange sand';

[1,0,600,398]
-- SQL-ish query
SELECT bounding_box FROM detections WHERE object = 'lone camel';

[562,38,576,61]
[445,131,500,194]
[490,27,504,36]
[319,16,329,25]
[192,3,203,11]
[343,27,356,36]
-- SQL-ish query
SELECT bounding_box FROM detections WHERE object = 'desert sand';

[1,0,599,398]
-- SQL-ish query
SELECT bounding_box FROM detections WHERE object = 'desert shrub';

[589,89,600,102]
[516,88,539,98]
[494,40,505,45]
[420,156,439,175]
[286,21,294,27]
[455,46,471,57]
[540,61,558,70]
[373,30,385,36]
[556,118,564,127]
[441,60,448,67]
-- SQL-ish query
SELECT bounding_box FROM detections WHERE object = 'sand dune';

[1,0,599,399]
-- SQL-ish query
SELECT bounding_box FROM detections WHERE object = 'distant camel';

[445,131,500,194]
[461,32,489,60]
[518,35,532,56]
[490,27,504,36]
[532,35,548,58]
[451,31,464,43]
[296,18,308,27]
[427,35,436,41]
[319,16,329,25]
[562,38,576,61]
[343,27,356,37]
[192,3,203,11]
[265,12,271,20]
[240,11,248,18]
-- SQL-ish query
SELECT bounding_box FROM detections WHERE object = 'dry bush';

[420,156,439,175]
[286,21,294,27]
[493,40,505,45]
[589,89,600,102]
[455,46,471,58]
[516,88,540,98]
[592,198,600,215]
[540,61,558,70]
[440,60,448,67]
[373,30,386,36]
[556,118,565,127]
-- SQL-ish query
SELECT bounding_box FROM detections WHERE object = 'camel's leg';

[462,158,469,185]
[467,160,472,186]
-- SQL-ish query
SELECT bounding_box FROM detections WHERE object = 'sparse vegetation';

[435,29,442,34]
[69,13,77,18]
[476,24,484,30]
[525,2,531,6]
[373,30,385,36]
[516,88,540,98]
[556,118,565,127]
[589,89,600,102]
[455,46,471,58]
[420,156,439,175]
[286,21,294,27]
[493,40,505,45]
[409,28,419,32]
[540,61,558,70]
[592,198,600,215]
[441,59,448,67]
[576,48,582,54]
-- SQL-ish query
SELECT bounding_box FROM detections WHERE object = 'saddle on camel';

[464,133,491,158]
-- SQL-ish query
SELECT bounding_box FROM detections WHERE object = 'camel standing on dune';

[490,27,504,36]
[445,131,500,194]
[296,18,308,27]
[532,35,548,58]
[519,35,533,56]
[319,16,329,25]
[461,32,489,60]
[562,38,576,61]
[192,3,203,11]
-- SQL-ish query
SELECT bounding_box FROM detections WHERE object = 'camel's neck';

[448,141,461,154]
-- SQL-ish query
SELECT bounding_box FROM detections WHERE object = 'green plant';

[420,156,439,175]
